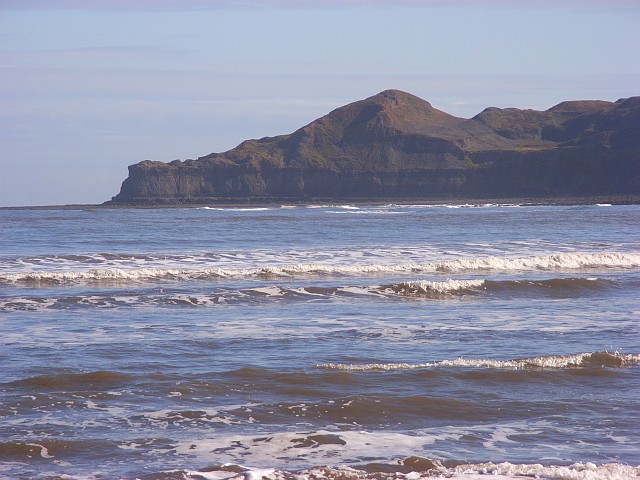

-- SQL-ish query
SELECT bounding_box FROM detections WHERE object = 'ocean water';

[1,203,639,480]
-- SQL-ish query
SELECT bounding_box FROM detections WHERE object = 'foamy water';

[2,251,639,285]
[1,203,639,479]
[178,461,639,480]
[318,351,640,371]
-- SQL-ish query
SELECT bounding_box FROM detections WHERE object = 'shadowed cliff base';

[106,90,640,205]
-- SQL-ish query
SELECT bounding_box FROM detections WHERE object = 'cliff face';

[109,90,640,204]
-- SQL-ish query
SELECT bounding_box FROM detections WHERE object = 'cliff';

[108,90,640,204]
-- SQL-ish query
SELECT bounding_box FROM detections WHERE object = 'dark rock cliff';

[108,90,640,204]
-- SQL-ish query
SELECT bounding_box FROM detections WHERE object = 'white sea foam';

[448,461,640,480]
[25,443,54,459]
[337,286,383,296]
[3,252,639,285]
[181,459,639,480]
[198,207,273,211]
[388,279,485,294]
[432,252,640,272]
[175,429,448,470]
[317,352,640,372]
[138,407,243,428]
[303,204,361,210]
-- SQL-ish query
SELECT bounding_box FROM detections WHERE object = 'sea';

[1,202,639,480]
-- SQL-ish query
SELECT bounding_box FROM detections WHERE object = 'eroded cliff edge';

[107,90,640,204]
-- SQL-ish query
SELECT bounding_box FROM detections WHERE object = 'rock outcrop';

[107,90,640,204]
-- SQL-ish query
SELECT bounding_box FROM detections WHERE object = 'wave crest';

[433,252,640,273]
[384,279,485,295]
[2,252,639,286]
[317,352,640,372]
[0,276,625,312]
[179,460,639,480]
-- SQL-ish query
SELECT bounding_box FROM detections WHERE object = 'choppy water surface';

[1,203,639,480]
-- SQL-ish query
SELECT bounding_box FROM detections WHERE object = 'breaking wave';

[1,252,639,286]
[433,251,640,273]
[0,276,624,311]
[159,459,640,480]
[2,276,622,312]
[317,351,640,371]
[383,279,485,295]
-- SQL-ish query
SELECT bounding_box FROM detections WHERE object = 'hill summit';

[108,89,640,204]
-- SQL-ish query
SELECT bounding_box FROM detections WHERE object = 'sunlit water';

[1,203,639,480]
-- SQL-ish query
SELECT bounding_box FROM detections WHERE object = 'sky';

[1,1,639,206]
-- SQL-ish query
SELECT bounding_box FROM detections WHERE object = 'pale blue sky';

[1,0,639,206]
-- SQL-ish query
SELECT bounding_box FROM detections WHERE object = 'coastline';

[2,194,640,210]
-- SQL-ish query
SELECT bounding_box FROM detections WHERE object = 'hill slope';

[108,90,640,204]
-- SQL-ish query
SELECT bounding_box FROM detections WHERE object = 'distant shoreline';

[3,195,640,210]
